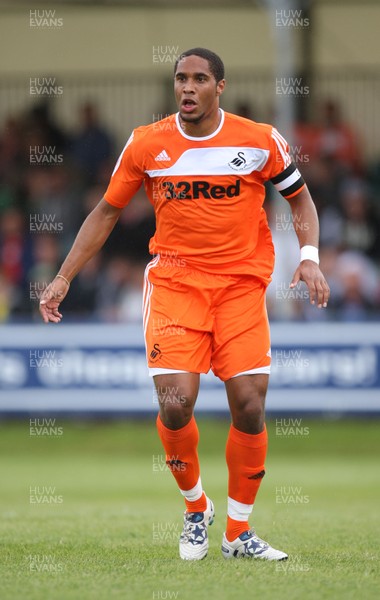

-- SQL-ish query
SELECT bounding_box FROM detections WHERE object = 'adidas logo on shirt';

[155,149,171,161]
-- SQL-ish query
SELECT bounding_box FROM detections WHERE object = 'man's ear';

[216,79,226,96]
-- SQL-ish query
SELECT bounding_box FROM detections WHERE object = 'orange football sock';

[225,424,268,542]
[156,414,207,513]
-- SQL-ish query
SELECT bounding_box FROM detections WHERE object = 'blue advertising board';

[0,323,379,414]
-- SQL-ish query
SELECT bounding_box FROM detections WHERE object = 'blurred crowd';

[0,98,379,323]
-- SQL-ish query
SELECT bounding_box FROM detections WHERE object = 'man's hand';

[37,199,122,324]
[290,260,330,308]
[39,278,70,323]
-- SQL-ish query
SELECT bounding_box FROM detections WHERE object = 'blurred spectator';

[62,255,102,319]
[28,234,61,283]
[333,251,380,321]
[106,188,155,263]
[25,100,67,154]
[25,166,84,251]
[293,117,320,170]
[95,256,135,322]
[0,92,379,323]
[315,99,363,174]
[338,178,379,258]
[68,101,114,184]
[320,178,380,259]
[117,261,146,322]
[235,102,257,121]
[368,159,380,205]
[0,208,30,287]
[302,246,342,322]
[302,155,343,215]
[0,116,24,191]
[27,235,61,318]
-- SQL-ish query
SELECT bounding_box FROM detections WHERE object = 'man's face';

[174,55,225,125]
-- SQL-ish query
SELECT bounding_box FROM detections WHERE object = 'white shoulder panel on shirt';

[145,147,270,178]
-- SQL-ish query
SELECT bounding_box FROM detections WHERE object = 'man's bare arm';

[39,198,122,323]
[286,186,330,308]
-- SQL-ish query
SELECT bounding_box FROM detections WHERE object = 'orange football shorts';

[143,257,271,382]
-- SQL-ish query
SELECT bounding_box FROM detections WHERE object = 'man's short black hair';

[174,48,225,83]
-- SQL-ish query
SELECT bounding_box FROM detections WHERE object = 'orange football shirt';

[104,110,304,283]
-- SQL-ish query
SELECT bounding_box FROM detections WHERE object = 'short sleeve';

[104,130,145,208]
[264,127,305,199]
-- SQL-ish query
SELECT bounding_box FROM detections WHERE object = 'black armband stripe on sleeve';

[270,163,296,185]
[270,162,304,197]
[281,178,305,198]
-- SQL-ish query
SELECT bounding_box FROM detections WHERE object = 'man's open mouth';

[181,99,197,112]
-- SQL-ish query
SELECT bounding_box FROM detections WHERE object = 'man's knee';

[154,374,199,430]
[226,374,268,434]
[235,394,265,431]
[158,392,194,429]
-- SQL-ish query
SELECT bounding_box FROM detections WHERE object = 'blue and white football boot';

[221,528,288,561]
[179,497,215,560]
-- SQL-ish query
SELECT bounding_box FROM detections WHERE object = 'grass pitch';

[0,417,379,600]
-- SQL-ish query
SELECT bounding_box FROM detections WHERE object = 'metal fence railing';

[1,69,379,160]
